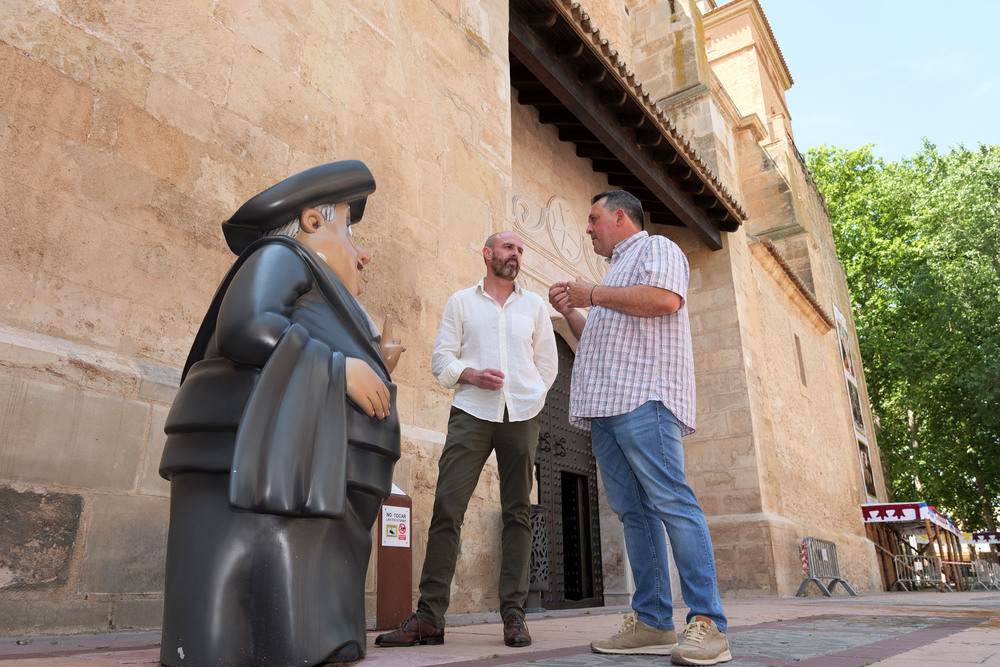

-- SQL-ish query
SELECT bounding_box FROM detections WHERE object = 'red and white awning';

[971,530,1000,545]
[861,501,961,537]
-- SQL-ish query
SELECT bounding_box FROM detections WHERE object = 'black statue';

[159,161,404,666]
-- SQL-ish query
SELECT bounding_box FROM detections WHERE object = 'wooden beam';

[537,107,580,125]
[527,12,558,28]
[515,89,563,106]
[636,132,663,148]
[591,158,631,174]
[576,144,615,159]
[555,41,584,58]
[557,126,600,143]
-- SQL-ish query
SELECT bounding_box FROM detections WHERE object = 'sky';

[732,0,1000,163]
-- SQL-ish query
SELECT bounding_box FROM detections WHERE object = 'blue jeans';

[591,401,726,632]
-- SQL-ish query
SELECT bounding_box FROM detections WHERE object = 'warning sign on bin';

[381,505,410,547]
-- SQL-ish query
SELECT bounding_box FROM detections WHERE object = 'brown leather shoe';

[374,613,445,647]
[503,613,532,647]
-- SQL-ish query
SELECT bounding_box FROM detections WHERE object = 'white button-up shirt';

[432,279,558,422]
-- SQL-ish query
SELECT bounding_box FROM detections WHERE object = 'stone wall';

[0,330,173,633]
[1,0,516,633]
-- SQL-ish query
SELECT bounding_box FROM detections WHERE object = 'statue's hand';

[379,313,406,374]
[346,357,391,419]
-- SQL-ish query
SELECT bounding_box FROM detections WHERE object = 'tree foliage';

[805,142,1000,530]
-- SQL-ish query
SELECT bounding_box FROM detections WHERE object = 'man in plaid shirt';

[549,190,730,666]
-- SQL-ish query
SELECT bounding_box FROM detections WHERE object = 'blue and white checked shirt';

[569,231,696,434]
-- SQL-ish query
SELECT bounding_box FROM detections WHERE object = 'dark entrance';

[534,335,603,609]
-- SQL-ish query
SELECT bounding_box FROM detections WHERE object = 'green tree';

[806,142,1000,530]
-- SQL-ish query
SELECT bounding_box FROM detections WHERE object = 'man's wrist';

[589,285,596,306]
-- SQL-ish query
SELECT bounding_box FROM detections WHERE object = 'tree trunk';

[908,409,922,492]
[974,473,996,531]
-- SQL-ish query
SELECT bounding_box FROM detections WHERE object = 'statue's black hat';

[221,160,376,254]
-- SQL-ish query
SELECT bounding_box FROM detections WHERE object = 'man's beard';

[491,254,519,280]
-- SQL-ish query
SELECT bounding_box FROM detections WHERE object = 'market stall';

[861,501,965,591]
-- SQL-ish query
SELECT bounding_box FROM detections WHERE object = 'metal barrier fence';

[795,537,858,597]
[971,560,1000,591]
[942,560,976,591]
[891,553,953,592]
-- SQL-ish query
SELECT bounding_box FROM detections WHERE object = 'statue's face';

[299,204,371,296]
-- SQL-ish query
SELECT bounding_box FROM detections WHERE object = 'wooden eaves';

[509,0,747,250]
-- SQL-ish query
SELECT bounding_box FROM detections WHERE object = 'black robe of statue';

[158,236,400,667]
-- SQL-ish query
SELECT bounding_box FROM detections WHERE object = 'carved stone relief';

[503,194,608,288]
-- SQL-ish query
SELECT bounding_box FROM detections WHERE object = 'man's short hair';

[484,232,500,250]
[592,190,644,230]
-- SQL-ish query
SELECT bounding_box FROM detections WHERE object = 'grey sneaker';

[671,616,732,665]
[590,612,677,655]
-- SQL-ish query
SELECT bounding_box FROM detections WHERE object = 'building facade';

[0,0,886,633]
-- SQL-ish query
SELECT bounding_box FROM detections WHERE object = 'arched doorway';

[533,335,604,609]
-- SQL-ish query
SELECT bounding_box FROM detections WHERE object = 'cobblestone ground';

[471,615,984,667]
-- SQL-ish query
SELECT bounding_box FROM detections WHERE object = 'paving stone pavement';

[0,592,997,666]
[436,614,987,667]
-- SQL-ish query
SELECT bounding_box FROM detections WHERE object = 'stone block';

[694,434,756,469]
[78,494,168,595]
[412,384,453,432]
[0,376,148,491]
[136,360,181,405]
[692,305,739,333]
[698,489,763,517]
[696,345,742,372]
[73,143,158,215]
[0,5,150,108]
[60,0,234,103]
[139,404,171,497]
[708,390,749,412]
[690,285,736,310]
[126,241,230,367]
[695,368,740,396]
[689,323,738,352]
[0,112,93,223]
[0,43,92,143]
[0,599,112,636]
[0,486,82,592]
[216,0,307,71]
[0,185,43,324]
[227,43,319,149]
[114,105,191,184]
[111,598,164,631]
[28,273,133,352]
[727,408,752,434]
[684,408,728,440]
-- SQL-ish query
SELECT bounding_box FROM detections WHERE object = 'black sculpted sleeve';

[215,243,314,367]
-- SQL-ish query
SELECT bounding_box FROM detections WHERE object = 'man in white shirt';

[375,231,557,649]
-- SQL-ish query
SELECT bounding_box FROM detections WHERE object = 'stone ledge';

[0,599,112,636]
[749,238,834,331]
[110,598,163,631]
[0,324,180,400]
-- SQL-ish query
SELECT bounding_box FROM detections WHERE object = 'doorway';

[533,335,603,609]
